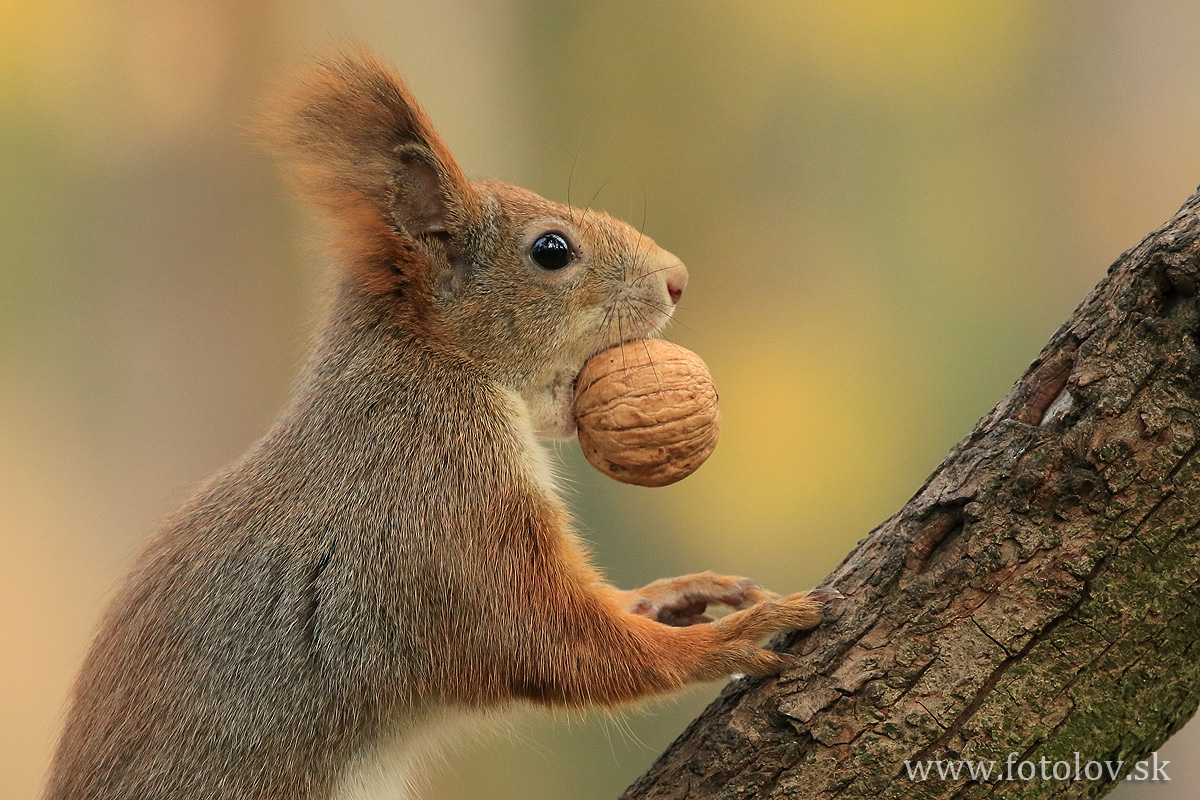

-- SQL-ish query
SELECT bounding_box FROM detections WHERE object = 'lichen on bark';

[624,191,1200,800]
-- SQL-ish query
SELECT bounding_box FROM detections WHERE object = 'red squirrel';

[45,47,833,800]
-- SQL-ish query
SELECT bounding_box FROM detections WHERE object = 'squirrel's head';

[260,47,687,439]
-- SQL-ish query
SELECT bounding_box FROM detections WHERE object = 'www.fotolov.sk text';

[903,752,1170,783]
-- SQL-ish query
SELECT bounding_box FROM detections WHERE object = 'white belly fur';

[328,707,514,800]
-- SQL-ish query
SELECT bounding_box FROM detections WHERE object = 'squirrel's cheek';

[542,381,580,439]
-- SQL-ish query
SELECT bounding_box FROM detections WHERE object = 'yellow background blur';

[3,2,1199,798]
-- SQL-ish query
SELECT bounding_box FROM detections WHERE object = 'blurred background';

[3,1,1199,798]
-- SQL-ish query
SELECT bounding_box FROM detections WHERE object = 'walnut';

[573,340,720,487]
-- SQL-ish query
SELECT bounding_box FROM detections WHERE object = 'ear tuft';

[256,46,474,272]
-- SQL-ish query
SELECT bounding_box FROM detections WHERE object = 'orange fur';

[45,47,829,800]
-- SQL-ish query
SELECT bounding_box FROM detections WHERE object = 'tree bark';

[624,191,1200,800]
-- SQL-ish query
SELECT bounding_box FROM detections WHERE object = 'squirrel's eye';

[530,232,575,270]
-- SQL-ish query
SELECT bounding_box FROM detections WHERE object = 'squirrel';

[44,47,834,800]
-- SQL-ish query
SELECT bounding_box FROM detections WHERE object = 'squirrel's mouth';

[537,303,673,441]
[538,343,628,440]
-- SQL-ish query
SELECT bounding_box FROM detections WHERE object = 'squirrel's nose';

[664,261,688,305]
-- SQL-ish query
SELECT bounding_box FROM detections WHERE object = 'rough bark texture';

[624,191,1200,800]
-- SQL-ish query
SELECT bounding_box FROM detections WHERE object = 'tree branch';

[624,190,1200,800]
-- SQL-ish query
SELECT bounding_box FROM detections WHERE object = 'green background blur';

[3,1,1199,798]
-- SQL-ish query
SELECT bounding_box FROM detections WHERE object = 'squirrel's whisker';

[579,172,615,239]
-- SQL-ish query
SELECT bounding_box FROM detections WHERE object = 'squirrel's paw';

[695,590,836,678]
[619,571,779,627]
[715,590,829,642]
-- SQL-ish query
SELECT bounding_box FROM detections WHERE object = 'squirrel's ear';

[389,144,459,238]
[257,47,475,267]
